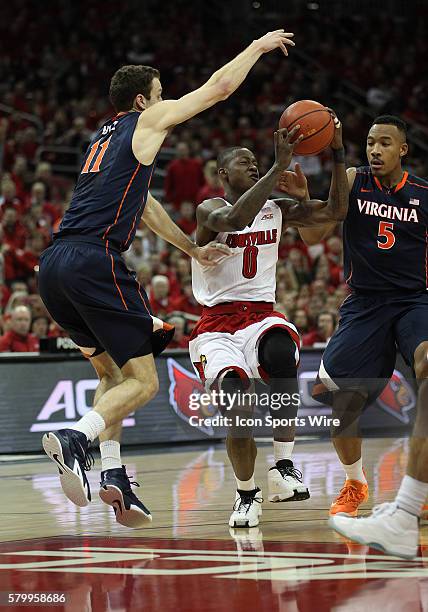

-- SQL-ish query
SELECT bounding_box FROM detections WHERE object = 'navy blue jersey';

[57,112,156,251]
[343,166,428,293]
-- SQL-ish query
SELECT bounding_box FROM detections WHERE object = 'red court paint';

[0,536,426,611]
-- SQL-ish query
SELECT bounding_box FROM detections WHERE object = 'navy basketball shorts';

[312,292,428,406]
[38,237,154,368]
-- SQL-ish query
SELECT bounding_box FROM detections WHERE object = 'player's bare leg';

[407,342,428,482]
[91,354,159,426]
[43,352,158,517]
[83,355,149,526]
[330,343,428,558]
[221,371,262,528]
[330,390,368,516]
[92,351,124,446]
[90,353,157,526]
[226,435,257,482]
[257,330,309,502]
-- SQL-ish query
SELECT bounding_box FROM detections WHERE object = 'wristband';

[332,148,345,163]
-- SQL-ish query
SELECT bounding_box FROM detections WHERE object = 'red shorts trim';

[202,301,274,316]
[190,309,287,339]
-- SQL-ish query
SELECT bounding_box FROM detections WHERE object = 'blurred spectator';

[294,308,310,335]
[366,82,392,111]
[62,117,92,152]
[325,236,343,286]
[176,201,197,236]
[2,207,27,250]
[302,311,337,347]
[11,155,30,201]
[166,315,190,349]
[196,160,225,203]
[0,177,23,215]
[286,248,312,287]
[170,276,202,316]
[12,232,45,281]
[0,305,39,352]
[31,316,50,339]
[149,275,173,318]
[136,262,153,291]
[165,142,204,210]
[27,182,60,224]
[307,296,326,327]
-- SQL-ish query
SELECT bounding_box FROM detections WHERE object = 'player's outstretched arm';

[141,192,231,267]
[197,127,303,234]
[139,30,295,133]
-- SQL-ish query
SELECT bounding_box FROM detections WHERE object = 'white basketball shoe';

[329,501,419,559]
[229,487,263,528]
[268,459,310,502]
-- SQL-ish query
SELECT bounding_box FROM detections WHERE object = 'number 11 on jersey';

[81,136,112,174]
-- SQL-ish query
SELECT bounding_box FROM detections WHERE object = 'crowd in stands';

[0,0,426,352]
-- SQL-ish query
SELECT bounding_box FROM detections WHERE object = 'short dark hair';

[372,115,407,138]
[109,65,160,112]
[217,147,243,169]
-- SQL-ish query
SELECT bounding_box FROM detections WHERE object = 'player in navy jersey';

[38,29,297,527]
[283,115,428,557]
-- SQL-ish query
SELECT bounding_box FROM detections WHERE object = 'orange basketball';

[279,100,334,156]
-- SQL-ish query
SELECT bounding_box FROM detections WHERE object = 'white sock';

[235,474,256,491]
[100,440,122,471]
[72,411,106,442]
[342,457,367,483]
[395,475,428,517]
[274,440,294,463]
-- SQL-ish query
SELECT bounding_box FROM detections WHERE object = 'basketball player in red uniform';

[190,118,347,528]
[39,30,297,527]
[284,116,428,557]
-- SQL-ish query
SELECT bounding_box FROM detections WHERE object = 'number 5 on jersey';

[81,136,112,174]
[377,221,395,250]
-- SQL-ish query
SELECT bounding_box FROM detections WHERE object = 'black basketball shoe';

[42,429,94,507]
[99,466,152,528]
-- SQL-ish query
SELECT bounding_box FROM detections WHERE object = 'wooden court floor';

[0,437,427,611]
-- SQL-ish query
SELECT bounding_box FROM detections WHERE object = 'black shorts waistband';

[53,234,122,254]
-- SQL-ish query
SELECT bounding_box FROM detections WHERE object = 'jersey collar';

[373,171,408,194]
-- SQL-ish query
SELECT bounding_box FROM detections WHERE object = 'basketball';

[279,100,335,156]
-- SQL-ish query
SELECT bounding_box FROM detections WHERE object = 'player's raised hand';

[274,126,304,170]
[325,108,343,150]
[277,163,308,200]
[193,241,232,267]
[255,29,295,56]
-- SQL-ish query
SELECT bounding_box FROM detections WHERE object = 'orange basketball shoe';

[329,479,369,517]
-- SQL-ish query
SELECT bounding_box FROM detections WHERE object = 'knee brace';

[258,330,297,379]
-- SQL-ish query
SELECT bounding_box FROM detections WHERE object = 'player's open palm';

[194,242,232,267]
[256,30,295,56]
[275,127,304,171]
[277,163,308,200]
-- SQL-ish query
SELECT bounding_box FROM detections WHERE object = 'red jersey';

[0,331,39,352]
